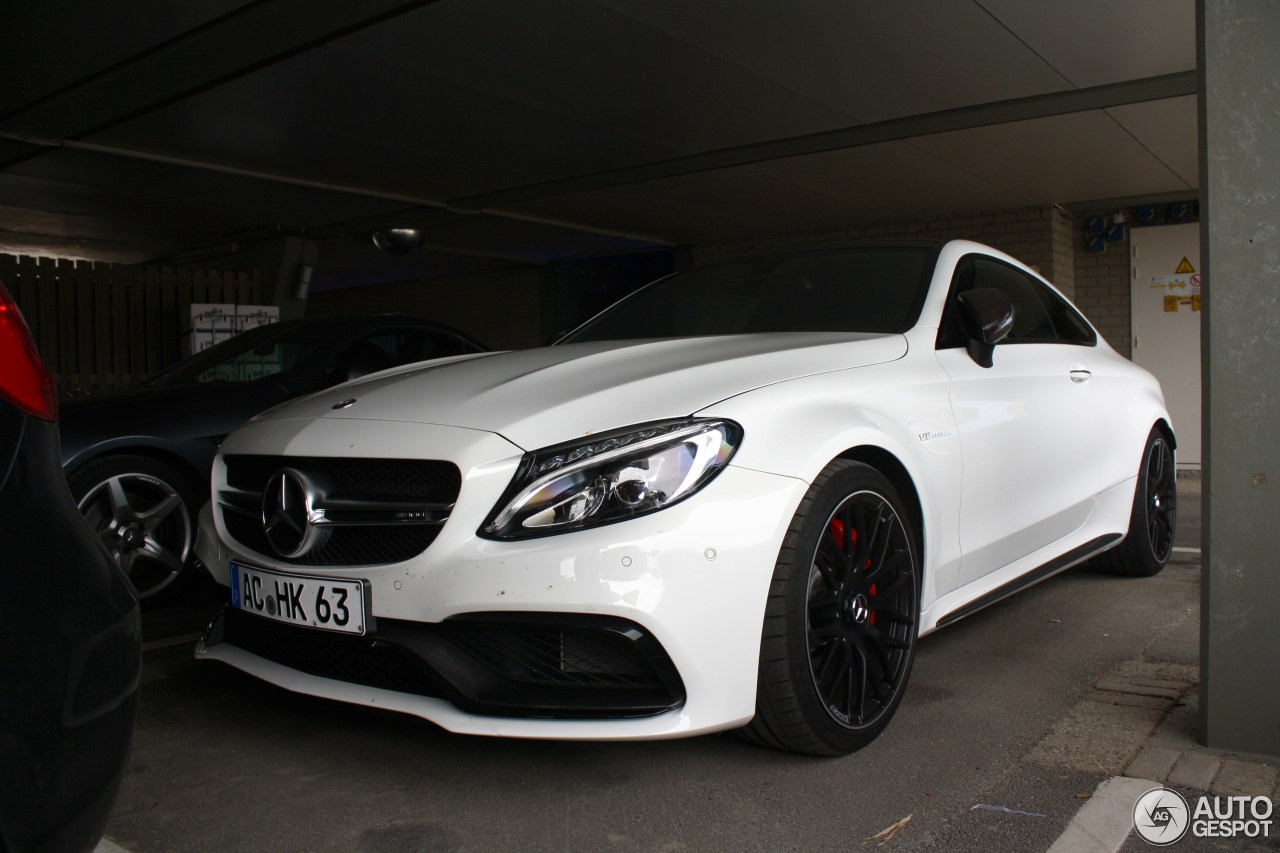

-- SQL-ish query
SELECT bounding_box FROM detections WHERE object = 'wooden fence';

[1,254,261,395]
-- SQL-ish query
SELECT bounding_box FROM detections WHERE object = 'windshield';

[146,321,338,385]
[560,246,936,344]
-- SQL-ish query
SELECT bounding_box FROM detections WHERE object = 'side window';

[1035,283,1097,345]
[363,333,399,360]
[977,260,1055,341]
[937,256,1096,348]
[398,329,474,361]
[365,329,475,365]
[327,328,479,384]
[330,334,396,382]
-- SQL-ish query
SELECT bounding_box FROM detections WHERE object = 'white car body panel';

[265,333,907,451]
[201,419,808,736]
[939,341,1110,585]
[918,474,1136,633]
[195,239,1172,744]
[702,325,965,611]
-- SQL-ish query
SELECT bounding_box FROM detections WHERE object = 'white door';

[935,254,1111,587]
[940,344,1106,586]
[1131,224,1201,468]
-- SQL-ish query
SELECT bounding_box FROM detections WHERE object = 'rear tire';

[742,460,920,756]
[67,454,203,604]
[1092,428,1176,577]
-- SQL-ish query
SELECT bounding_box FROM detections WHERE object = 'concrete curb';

[1046,675,1278,852]
[1047,776,1158,853]
[1124,690,1279,804]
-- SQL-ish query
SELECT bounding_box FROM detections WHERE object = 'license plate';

[230,561,368,635]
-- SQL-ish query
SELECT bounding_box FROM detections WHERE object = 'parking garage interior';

[1,1,1277,850]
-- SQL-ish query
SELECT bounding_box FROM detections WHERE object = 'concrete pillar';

[1199,0,1280,756]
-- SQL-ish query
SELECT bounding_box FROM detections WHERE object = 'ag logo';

[1133,786,1190,845]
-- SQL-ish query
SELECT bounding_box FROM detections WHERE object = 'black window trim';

[936,254,1098,350]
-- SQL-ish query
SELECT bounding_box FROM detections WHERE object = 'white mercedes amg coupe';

[194,240,1176,755]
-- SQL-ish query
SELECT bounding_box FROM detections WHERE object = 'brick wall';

[1050,204,1077,300]
[1071,211,1133,357]
[1063,205,1200,361]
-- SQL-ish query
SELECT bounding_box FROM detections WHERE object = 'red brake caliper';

[829,519,877,625]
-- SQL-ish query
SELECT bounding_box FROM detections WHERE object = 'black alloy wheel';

[743,460,920,756]
[806,489,917,730]
[1092,427,1177,577]
[1143,435,1177,563]
[68,454,201,602]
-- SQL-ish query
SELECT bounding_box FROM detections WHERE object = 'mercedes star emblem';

[261,468,327,558]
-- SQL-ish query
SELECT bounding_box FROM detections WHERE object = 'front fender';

[698,346,963,612]
[60,433,216,479]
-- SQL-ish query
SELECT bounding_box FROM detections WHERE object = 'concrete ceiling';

[0,0,1197,290]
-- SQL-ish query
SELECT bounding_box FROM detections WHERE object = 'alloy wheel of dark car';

[69,455,198,601]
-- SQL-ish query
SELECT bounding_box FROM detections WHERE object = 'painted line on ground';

[1171,546,1201,554]
[1046,776,1155,853]
[96,838,133,853]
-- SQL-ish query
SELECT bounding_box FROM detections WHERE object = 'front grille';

[211,608,685,719]
[225,456,460,503]
[223,512,442,566]
[219,455,460,566]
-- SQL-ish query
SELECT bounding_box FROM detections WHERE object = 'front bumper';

[204,606,687,719]
[195,417,807,740]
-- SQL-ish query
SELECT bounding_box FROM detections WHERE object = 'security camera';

[371,227,424,256]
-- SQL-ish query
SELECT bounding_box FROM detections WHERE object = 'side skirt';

[935,534,1123,628]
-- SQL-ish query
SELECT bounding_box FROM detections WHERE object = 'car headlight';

[481,419,742,540]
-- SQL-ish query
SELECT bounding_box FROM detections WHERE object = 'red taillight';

[0,282,57,422]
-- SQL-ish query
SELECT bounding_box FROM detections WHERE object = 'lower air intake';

[212,608,684,719]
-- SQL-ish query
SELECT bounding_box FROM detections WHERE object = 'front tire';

[743,460,920,756]
[67,454,203,603]
[1093,427,1177,577]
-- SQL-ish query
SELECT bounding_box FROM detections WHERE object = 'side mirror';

[957,288,1014,368]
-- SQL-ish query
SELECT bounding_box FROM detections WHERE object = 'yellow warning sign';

[1164,295,1180,312]
[1175,257,1196,274]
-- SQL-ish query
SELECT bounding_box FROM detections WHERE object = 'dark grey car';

[1,281,140,852]
[60,314,487,603]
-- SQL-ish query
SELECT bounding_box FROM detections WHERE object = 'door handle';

[1069,368,1092,383]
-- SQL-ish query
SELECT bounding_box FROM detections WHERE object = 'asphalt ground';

[101,489,1243,852]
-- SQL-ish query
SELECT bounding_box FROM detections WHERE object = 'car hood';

[253,333,907,450]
